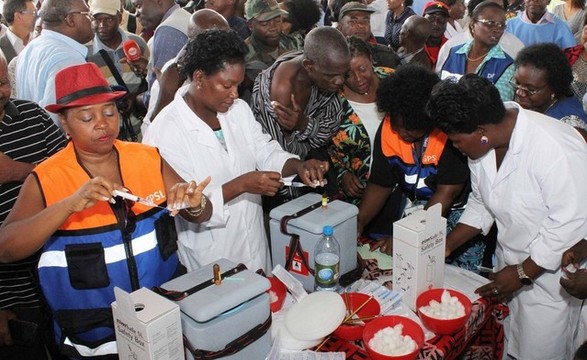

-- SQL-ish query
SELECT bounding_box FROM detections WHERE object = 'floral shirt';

[329,67,393,204]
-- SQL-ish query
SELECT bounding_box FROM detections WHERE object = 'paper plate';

[285,291,346,341]
[272,315,324,350]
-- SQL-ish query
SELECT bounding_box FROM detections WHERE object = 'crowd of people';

[0,0,586,358]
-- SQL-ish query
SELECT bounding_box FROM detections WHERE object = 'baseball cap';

[339,1,376,21]
[89,0,121,16]
[245,0,287,21]
[423,1,449,17]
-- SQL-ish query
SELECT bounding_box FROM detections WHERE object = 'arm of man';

[0,152,35,183]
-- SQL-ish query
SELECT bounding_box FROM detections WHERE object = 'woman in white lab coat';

[143,30,328,273]
[427,73,587,360]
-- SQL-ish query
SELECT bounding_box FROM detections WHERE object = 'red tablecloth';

[319,259,509,360]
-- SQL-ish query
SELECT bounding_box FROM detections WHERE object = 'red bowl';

[332,293,380,341]
[416,288,472,335]
[362,315,424,360]
[267,277,287,313]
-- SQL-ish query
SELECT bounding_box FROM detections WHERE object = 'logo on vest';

[422,155,437,163]
[145,190,165,203]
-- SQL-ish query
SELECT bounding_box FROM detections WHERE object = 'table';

[319,259,509,360]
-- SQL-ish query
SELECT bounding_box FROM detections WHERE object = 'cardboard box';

[112,287,183,360]
[269,193,358,292]
[392,203,446,311]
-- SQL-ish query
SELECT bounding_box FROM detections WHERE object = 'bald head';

[187,8,230,38]
[402,15,432,48]
[304,26,350,66]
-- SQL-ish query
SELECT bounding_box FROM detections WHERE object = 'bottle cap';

[323,225,333,236]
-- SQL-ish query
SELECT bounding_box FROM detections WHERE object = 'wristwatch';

[516,263,533,286]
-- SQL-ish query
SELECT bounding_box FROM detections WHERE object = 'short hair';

[439,0,456,7]
[303,26,350,66]
[571,0,585,10]
[283,0,321,33]
[347,36,372,59]
[40,0,77,23]
[467,0,508,17]
[376,65,440,132]
[179,29,246,80]
[515,43,573,97]
[3,0,30,24]
[427,74,506,134]
[471,0,504,19]
[329,0,353,23]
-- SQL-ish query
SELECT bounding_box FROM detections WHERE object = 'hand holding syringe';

[113,190,191,211]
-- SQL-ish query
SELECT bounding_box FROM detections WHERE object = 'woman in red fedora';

[0,62,212,359]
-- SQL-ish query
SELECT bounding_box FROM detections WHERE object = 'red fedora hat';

[45,63,127,113]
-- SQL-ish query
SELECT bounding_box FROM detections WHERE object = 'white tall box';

[392,203,446,311]
[112,287,183,360]
[269,193,359,292]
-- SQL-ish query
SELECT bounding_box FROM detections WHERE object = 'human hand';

[475,265,520,303]
[296,159,328,187]
[66,177,119,214]
[560,269,587,299]
[240,171,283,196]
[121,57,149,78]
[158,63,186,94]
[167,176,211,216]
[369,237,392,256]
[562,239,587,268]
[271,94,308,132]
[341,172,365,199]
[0,310,16,346]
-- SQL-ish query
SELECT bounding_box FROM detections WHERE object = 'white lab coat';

[459,102,587,360]
[143,86,297,273]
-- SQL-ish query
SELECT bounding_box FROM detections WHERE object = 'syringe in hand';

[112,189,191,211]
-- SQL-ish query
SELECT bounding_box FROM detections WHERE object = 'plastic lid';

[323,225,333,236]
[284,291,346,341]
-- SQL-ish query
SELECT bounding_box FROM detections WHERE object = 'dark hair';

[575,341,587,360]
[284,0,322,32]
[347,36,372,59]
[40,0,77,23]
[329,0,353,23]
[427,74,505,134]
[471,0,504,19]
[376,65,439,132]
[467,0,508,17]
[515,43,573,97]
[3,0,29,24]
[439,0,457,7]
[405,0,414,7]
[571,0,585,10]
[179,29,246,80]
[304,26,350,66]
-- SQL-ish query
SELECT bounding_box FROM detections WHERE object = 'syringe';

[112,189,192,211]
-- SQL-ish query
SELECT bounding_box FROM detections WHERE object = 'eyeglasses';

[18,10,37,16]
[508,80,545,96]
[67,11,93,20]
[92,15,117,25]
[475,19,507,29]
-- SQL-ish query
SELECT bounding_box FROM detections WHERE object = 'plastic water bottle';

[314,225,340,292]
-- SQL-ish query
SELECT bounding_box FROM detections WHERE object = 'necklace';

[467,51,489,62]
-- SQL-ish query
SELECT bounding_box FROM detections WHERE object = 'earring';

[480,135,489,144]
[550,93,555,100]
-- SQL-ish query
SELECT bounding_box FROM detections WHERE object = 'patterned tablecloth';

[319,259,509,360]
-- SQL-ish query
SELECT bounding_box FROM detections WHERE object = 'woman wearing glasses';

[428,74,587,360]
[513,43,587,132]
[438,0,516,101]
[0,63,212,358]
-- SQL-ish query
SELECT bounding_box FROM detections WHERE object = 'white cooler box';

[269,193,359,292]
[159,259,272,360]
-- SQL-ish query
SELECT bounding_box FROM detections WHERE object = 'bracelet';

[184,195,207,217]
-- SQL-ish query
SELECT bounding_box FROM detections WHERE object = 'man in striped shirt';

[0,51,66,359]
